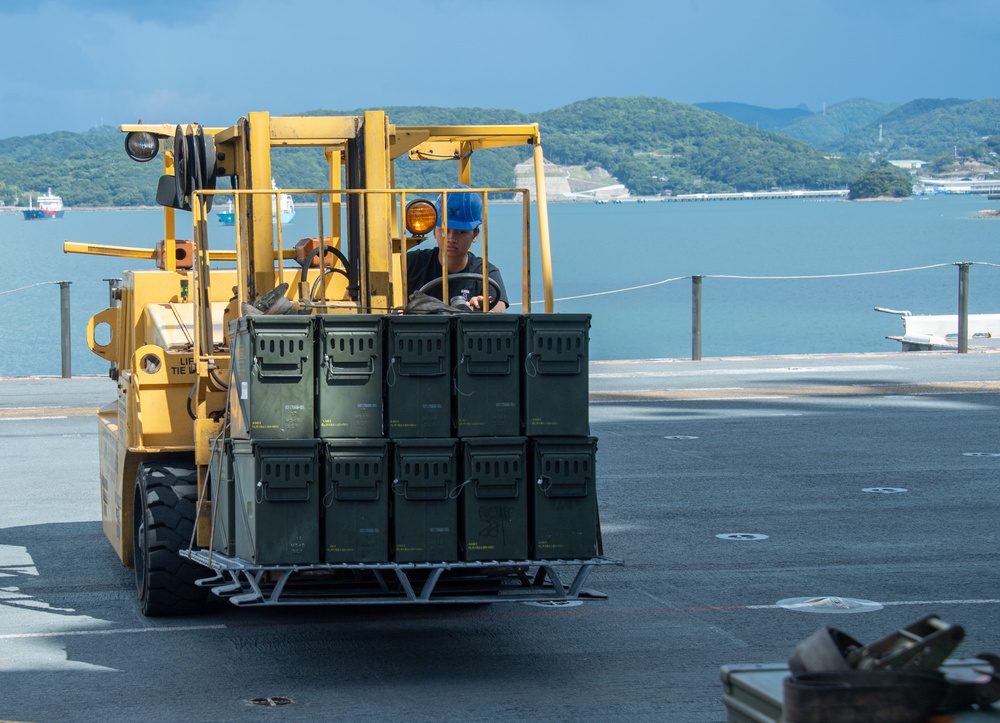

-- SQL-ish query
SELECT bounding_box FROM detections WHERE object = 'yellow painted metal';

[532,136,555,312]
[440,189,450,302]
[396,190,409,301]
[194,417,223,546]
[89,266,239,561]
[64,241,265,263]
[211,123,241,147]
[120,123,226,137]
[268,116,360,144]
[521,192,532,310]
[194,419,223,467]
[390,127,430,160]
[409,141,467,161]
[405,123,539,145]
[398,125,539,163]
[64,242,160,260]
[480,190,489,306]
[164,150,176,267]
[458,141,472,183]
[119,123,177,136]
[247,112,275,302]
[324,146,344,258]
[87,307,119,362]
[362,111,392,313]
[98,400,127,563]
[191,194,213,365]
[115,121,539,155]
[99,401,144,567]
[130,344,197,447]
[94,270,238,444]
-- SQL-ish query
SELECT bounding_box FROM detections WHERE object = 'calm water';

[1,194,998,377]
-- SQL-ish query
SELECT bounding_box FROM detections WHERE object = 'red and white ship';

[23,189,65,220]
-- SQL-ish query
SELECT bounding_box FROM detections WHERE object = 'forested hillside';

[776,98,897,147]
[294,99,867,197]
[825,98,1000,160]
[0,95,993,207]
[535,97,867,195]
[708,97,1000,164]
[695,102,812,132]
[0,127,159,207]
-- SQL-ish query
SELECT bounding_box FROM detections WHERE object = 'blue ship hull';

[217,211,293,225]
[23,209,64,220]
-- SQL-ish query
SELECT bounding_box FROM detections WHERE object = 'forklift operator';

[406,185,509,312]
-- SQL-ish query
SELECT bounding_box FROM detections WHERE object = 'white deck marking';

[0,624,228,640]
[589,364,903,379]
[3,598,999,639]
[745,598,1000,610]
[0,416,68,421]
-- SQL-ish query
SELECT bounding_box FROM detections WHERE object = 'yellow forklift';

[67,111,614,615]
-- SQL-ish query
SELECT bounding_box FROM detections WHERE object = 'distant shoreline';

[3,194,997,214]
[0,206,161,214]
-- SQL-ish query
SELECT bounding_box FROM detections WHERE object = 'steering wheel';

[417,272,503,311]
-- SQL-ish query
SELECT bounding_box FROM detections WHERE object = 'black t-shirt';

[406,248,509,306]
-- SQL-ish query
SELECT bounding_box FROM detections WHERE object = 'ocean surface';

[1,193,998,378]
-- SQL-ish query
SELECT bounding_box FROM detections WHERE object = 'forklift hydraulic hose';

[299,245,351,300]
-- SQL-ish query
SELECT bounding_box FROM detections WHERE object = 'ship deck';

[2,351,1000,721]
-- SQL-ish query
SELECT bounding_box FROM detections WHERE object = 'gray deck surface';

[2,351,999,722]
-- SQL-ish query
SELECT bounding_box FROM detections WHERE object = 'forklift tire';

[133,459,211,616]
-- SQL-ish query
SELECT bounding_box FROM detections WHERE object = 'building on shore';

[514,159,629,201]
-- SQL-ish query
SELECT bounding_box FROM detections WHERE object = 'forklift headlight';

[124,131,160,162]
[405,199,437,236]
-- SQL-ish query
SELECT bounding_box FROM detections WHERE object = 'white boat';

[273,179,295,225]
[876,307,1000,351]
[23,188,65,220]
[215,181,294,226]
[217,199,235,225]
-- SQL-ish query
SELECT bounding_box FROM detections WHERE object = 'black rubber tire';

[133,459,211,616]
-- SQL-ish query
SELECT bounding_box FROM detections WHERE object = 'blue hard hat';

[436,184,482,231]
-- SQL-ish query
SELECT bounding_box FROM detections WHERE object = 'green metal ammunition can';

[459,437,528,561]
[232,438,321,564]
[391,439,459,562]
[322,438,390,563]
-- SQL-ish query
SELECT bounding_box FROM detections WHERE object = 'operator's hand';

[468,295,507,313]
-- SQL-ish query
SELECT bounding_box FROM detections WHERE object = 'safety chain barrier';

[508,262,1000,359]
[0,281,73,377]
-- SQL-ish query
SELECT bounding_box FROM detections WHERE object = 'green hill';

[0,126,160,207]
[826,98,1000,159]
[0,96,930,206]
[534,97,868,195]
[777,98,898,148]
[694,102,813,132]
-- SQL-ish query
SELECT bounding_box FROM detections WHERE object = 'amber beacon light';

[404,199,437,237]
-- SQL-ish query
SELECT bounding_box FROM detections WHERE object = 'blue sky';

[1,0,998,139]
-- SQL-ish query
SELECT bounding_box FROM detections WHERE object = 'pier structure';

[662,188,849,202]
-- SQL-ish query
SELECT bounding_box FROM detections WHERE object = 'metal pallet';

[184,550,621,607]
